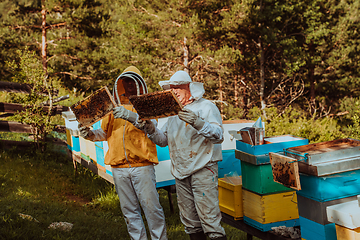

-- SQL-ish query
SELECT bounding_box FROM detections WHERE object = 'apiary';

[242,189,299,232]
[236,135,308,195]
[129,89,183,120]
[269,138,360,202]
[71,86,117,127]
[218,176,243,220]
[269,138,360,240]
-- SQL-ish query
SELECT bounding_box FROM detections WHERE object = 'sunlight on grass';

[91,188,120,211]
[0,147,256,240]
[16,187,32,198]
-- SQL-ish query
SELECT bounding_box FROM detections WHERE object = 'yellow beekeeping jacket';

[101,104,159,168]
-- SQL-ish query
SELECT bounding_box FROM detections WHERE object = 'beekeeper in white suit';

[143,70,227,240]
[79,66,167,240]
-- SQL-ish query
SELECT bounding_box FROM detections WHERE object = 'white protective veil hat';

[158,70,205,101]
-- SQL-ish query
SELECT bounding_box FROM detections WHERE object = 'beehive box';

[297,170,360,202]
[62,111,80,152]
[242,189,299,231]
[334,225,360,240]
[298,194,358,225]
[299,216,337,240]
[327,199,360,229]
[218,176,243,220]
[71,86,117,127]
[129,89,183,120]
[241,161,293,194]
[235,135,308,165]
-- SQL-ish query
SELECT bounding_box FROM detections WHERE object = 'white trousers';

[175,163,226,238]
[112,165,168,240]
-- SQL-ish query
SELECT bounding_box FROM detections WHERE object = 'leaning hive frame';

[71,86,118,127]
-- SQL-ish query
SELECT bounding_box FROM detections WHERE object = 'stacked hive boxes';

[297,172,360,240]
[326,196,360,240]
[235,135,308,231]
[62,111,80,153]
[276,139,360,240]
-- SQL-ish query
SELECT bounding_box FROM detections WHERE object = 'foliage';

[260,106,345,143]
[1,0,360,137]
[7,49,59,148]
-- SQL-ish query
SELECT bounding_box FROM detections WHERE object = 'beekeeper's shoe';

[189,231,207,240]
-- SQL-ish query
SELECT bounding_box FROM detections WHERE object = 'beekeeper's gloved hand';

[113,106,137,123]
[137,119,156,134]
[78,123,94,140]
[178,108,205,131]
[144,120,156,134]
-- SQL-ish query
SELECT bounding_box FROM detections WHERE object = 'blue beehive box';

[155,145,175,188]
[299,216,337,240]
[235,135,308,165]
[297,170,360,202]
[244,216,299,232]
[218,149,242,178]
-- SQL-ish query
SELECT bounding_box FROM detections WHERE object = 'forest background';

[1,0,360,143]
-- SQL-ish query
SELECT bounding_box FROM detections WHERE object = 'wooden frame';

[269,152,301,190]
[129,89,183,120]
[71,86,117,127]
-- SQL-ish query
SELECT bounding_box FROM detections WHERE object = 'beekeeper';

[78,66,167,240]
[144,70,227,240]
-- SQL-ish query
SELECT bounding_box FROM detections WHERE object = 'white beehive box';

[327,196,360,229]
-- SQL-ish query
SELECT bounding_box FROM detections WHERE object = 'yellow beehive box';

[218,176,243,220]
[65,129,72,148]
[243,189,298,224]
[336,225,360,240]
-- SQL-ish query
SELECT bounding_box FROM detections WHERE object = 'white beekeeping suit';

[147,71,227,240]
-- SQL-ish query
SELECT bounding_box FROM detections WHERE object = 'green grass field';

[0,145,253,240]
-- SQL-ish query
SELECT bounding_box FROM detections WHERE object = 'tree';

[7,49,58,150]
[0,0,112,92]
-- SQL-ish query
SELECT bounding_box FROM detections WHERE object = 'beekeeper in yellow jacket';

[78,66,167,240]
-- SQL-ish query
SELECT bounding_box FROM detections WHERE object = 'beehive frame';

[269,152,301,190]
[129,89,183,120]
[71,86,118,127]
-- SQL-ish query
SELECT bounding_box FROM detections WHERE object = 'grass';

[0,145,254,240]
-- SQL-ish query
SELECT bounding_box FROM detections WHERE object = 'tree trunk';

[234,74,238,108]
[219,75,223,117]
[183,37,189,73]
[259,39,267,118]
[41,6,47,75]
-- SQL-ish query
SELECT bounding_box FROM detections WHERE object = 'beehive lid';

[70,86,117,127]
[285,138,360,165]
[129,89,183,120]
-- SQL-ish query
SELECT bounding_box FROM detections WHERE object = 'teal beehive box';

[235,135,308,165]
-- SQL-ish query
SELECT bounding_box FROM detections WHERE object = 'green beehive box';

[241,161,293,195]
